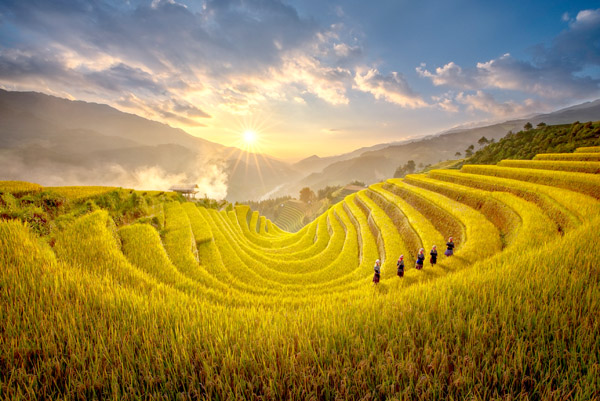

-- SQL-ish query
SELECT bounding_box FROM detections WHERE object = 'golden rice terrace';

[2,147,600,400]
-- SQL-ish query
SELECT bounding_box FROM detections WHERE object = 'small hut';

[169,184,199,200]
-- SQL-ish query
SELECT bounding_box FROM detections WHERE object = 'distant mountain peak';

[299,155,321,162]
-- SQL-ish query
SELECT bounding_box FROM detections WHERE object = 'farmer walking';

[445,237,455,257]
[397,255,405,278]
[430,245,438,267]
[373,259,381,284]
[416,248,425,270]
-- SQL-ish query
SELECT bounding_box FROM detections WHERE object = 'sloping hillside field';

[2,148,600,400]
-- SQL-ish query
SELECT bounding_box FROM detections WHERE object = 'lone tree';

[524,122,533,131]
[394,160,416,178]
[477,136,489,147]
[455,151,462,157]
[299,187,316,203]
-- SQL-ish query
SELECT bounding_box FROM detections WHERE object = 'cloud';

[320,128,343,136]
[417,8,600,102]
[0,46,212,126]
[293,96,306,104]
[574,8,600,25]
[418,53,600,100]
[548,8,600,68]
[115,93,208,126]
[211,47,353,113]
[456,91,544,117]
[0,48,82,86]
[172,99,211,118]
[431,93,459,112]
[333,43,361,59]
[354,68,427,108]
[85,63,163,94]
[0,150,229,198]
[279,54,352,105]
[193,160,228,199]
[127,165,189,191]
[0,0,360,124]
[334,5,345,18]
[205,16,365,112]
[416,62,478,89]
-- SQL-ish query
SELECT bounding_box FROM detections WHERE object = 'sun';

[243,130,257,144]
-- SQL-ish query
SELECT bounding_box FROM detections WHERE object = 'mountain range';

[279,99,600,197]
[1,89,599,201]
[0,89,300,201]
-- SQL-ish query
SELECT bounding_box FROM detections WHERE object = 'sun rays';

[221,114,280,195]
[243,130,257,145]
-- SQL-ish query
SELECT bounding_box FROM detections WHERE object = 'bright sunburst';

[243,130,257,144]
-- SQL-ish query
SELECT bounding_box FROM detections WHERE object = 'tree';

[477,136,489,147]
[465,144,475,157]
[393,165,405,178]
[537,122,546,128]
[299,187,316,203]
[524,122,533,131]
[455,151,462,157]
[393,160,416,178]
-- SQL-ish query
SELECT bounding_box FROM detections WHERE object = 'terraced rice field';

[272,199,307,232]
[2,147,600,399]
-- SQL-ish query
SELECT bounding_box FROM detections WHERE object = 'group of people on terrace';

[372,237,455,284]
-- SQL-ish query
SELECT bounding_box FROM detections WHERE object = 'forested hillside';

[467,121,600,165]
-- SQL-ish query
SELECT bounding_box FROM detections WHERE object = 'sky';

[0,0,599,161]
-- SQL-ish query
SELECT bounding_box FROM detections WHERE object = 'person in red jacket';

[397,255,405,277]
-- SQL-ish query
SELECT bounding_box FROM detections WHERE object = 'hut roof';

[169,184,199,193]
